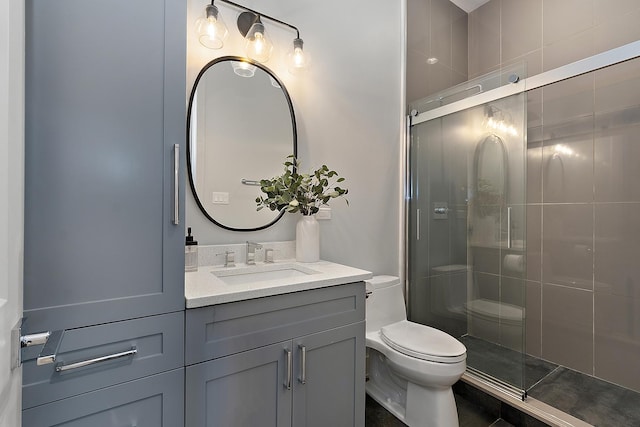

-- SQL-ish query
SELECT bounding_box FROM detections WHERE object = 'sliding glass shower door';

[408,91,527,397]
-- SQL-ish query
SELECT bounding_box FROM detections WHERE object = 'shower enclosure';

[407,71,528,398]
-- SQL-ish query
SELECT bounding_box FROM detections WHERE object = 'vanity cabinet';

[24,0,186,333]
[184,282,366,427]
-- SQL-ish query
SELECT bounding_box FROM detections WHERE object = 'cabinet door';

[185,341,292,427]
[293,322,366,427]
[22,368,184,427]
[24,0,186,332]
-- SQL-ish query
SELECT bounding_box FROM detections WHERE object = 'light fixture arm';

[214,0,301,39]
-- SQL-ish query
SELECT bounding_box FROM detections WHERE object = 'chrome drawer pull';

[173,144,180,225]
[55,347,137,372]
[284,348,292,390]
[298,345,306,385]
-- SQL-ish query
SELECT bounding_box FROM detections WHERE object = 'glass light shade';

[195,4,228,49]
[287,38,311,75]
[244,20,273,63]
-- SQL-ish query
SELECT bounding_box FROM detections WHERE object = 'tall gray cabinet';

[22,0,186,423]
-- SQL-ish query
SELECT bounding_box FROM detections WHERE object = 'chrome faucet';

[246,241,262,265]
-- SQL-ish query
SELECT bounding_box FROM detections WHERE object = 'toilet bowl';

[365,276,467,427]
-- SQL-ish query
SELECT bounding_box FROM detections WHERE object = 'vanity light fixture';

[195,0,229,49]
[238,13,274,63]
[196,0,311,73]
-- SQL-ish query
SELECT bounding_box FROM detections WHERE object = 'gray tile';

[461,336,557,392]
[430,0,452,67]
[525,280,542,358]
[472,246,500,275]
[528,367,640,427]
[468,0,501,78]
[594,203,640,297]
[594,0,640,25]
[595,56,640,115]
[453,381,502,427]
[595,291,640,393]
[541,133,594,204]
[542,0,594,45]
[501,0,542,62]
[543,29,595,72]
[542,74,594,127]
[594,123,640,202]
[526,205,542,282]
[542,204,593,290]
[594,7,640,55]
[541,284,593,373]
[451,5,468,75]
[365,395,407,427]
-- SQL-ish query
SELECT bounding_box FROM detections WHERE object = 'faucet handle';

[215,250,236,267]
[264,248,278,263]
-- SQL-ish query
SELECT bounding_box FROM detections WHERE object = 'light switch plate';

[212,192,229,205]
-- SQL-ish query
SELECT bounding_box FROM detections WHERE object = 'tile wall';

[407,0,468,103]
[526,57,640,392]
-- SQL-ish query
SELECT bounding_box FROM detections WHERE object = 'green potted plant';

[256,156,348,262]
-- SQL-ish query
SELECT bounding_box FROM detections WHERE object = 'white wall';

[186,0,405,275]
[0,0,24,423]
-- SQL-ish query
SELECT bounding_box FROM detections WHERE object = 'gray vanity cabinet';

[184,282,366,427]
[24,0,185,333]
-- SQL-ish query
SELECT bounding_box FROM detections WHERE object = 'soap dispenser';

[185,227,198,272]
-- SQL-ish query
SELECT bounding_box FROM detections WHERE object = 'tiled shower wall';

[407,0,640,392]
[526,57,640,393]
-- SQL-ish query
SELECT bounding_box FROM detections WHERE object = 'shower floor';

[462,336,640,426]
[366,337,640,426]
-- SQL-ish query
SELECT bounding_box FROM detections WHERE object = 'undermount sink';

[212,263,321,285]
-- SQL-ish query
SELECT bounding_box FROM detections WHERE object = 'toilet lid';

[380,320,466,363]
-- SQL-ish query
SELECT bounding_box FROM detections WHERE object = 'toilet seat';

[380,320,466,363]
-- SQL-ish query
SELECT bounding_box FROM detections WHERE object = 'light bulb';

[195,4,228,49]
[287,38,311,75]
[244,19,273,63]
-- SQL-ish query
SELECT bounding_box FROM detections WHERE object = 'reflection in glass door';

[408,92,527,397]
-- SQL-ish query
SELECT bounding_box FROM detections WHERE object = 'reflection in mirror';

[187,56,296,231]
[474,133,507,207]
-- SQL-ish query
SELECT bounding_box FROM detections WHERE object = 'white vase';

[296,215,320,262]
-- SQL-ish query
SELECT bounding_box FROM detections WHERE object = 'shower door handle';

[507,207,512,249]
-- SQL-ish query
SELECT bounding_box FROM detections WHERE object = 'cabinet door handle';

[173,144,179,225]
[298,345,306,385]
[55,347,137,372]
[284,348,292,390]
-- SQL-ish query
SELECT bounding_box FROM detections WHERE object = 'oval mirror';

[187,56,297,231]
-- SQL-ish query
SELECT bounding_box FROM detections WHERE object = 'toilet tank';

[365,276,407,333]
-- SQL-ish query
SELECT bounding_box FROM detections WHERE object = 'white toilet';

[365,276,467,427]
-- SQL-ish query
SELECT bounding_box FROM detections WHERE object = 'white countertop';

[185,259,373,308]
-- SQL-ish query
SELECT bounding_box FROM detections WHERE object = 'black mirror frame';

[186,56,297,232]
